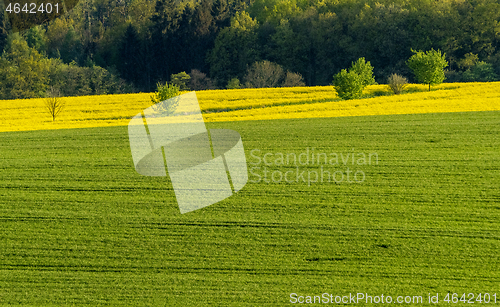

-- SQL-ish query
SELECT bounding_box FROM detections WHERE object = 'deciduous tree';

[407,49,448,91]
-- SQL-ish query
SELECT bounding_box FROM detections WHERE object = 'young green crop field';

[1,110,499,305]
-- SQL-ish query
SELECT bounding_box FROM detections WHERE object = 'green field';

[1,111,500,306]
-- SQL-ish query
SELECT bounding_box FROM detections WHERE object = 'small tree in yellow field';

[44,87,64,121]
[150,82,181,115]
[406,49,448,91]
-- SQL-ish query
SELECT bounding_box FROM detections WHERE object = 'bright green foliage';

[350,57,376,87]
[24,26,47,55]
[407,49,448,91]
[333,69,364,99]
[170,71,191,90]
[150,82,180,114]
[333,57,375,99]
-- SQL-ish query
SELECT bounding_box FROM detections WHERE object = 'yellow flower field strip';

[196,86,339,111]
[196,83,464,111]
[0,93,153,132]
[0,87,340,132]
[0,82,498,133]
[202,82,500,122]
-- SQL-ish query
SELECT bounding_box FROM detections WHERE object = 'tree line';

[0,0,499,99]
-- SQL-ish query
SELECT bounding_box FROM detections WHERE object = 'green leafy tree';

[0,35,50,99]
[150,82,181,115]
[406,49,448,91]
[333,69,364,99]
[170,71,191,90]
[24,26,47,55]
[350,57,376,87]
[333,57,375,99]
[208,11,260,86]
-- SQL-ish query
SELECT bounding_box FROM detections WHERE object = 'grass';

[1,110,499,305]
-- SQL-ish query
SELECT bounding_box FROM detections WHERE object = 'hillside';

[1,111,499,305]
[1,82,499,132]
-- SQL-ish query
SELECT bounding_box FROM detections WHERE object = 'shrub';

[387,73,408,94]
[189,69,214,91]
[244,60,285,88]
[227,78,241,89]
[333,69,364,100]
[150,82,180,115]
[333,57,375,100]
[350,57,376,87]
[282,71,305,87]
[244,61,307,88]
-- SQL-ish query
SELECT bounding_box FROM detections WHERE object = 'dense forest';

[1,0,499,98]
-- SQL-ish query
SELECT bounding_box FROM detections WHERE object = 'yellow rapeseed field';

[0,82,499,133]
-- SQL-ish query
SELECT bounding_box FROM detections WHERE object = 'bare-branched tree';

[44,87,65,121]
[387,73,408,95]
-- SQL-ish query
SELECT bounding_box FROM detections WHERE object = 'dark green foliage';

[1,111,500,304]
[170,71,191,90]
[462,61,499,82]
[149,0,246,87]
[3,0,500,93]
[59,26,82,64]
[0,3,8,53]
[118,24,145,88]
[0,36,50,99]
[208,11,260,87]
